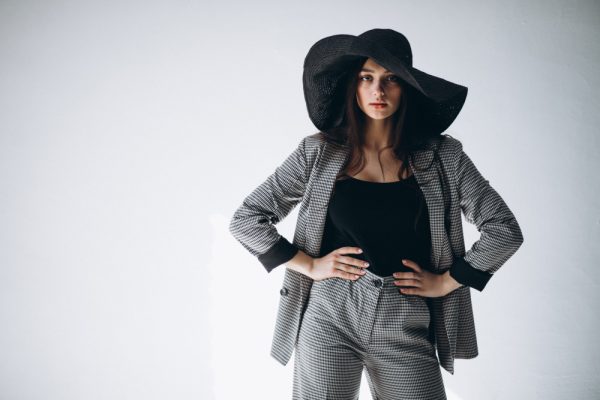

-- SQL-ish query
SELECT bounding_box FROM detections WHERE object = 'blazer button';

[280,287,289,296]
[373,279,382,288]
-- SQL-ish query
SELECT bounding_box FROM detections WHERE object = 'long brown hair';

[319,57,439,181]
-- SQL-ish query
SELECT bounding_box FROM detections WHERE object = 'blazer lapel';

[304,141,352,259]
[408,147,447,272]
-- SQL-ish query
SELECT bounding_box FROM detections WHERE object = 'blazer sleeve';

[228,137,309,273]
[448,141,524,291]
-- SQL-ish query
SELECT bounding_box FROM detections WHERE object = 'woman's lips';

[370,103,388,108]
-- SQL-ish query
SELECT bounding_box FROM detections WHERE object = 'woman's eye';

[359,75,399,83]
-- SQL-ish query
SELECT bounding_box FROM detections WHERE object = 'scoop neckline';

[345,174,415,184]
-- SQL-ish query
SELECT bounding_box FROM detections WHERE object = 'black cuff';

[258,236,299,273]
[449,256,493,292]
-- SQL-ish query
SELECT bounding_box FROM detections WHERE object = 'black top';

[318,174,432,278]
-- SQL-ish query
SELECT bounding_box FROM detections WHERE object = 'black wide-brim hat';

[302,28,468,136]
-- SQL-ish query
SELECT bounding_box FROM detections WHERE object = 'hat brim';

[302,34,468,134]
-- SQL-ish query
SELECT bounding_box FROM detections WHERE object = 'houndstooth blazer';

[229,132,524,374]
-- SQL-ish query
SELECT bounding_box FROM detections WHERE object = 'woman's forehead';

[361,58,392,73]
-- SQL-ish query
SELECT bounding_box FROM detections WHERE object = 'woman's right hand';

[309,247,370,282]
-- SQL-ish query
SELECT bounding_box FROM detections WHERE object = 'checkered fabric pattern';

[293,267,446,399]
[229,132,523,375]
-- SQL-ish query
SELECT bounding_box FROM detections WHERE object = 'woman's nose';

[373,86,385,97]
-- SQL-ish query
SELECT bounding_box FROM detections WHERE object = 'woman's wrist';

[443,270,463,294]
[285,249,315,278]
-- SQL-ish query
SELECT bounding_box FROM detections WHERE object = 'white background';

[1,0,599,399]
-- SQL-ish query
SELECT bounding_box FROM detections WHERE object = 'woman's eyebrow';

[360,68,392,73]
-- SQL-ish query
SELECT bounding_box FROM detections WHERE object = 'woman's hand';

[393,259,463,297]
[310,246,370,282]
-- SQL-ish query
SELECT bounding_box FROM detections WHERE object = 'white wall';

[1,0,598,399]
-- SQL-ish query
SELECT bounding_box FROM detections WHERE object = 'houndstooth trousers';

[293,266,447,400]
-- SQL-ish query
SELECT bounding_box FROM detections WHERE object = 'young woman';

[230,28,524,400]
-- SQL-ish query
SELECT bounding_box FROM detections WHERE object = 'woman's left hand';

[392,259,462,298]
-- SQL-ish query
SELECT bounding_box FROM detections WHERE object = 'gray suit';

[229,132,524,374]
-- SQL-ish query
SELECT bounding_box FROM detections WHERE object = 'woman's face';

[355,58,403,121]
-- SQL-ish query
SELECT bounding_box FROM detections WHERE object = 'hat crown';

[358,28,412,67]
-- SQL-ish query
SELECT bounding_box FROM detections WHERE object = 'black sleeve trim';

[257,236,299,273]
[449,256,493,292]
